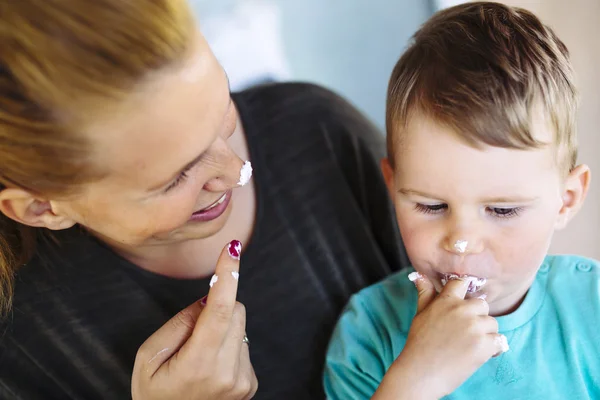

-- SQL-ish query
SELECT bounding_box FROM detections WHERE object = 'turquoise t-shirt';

[324,255,600,399]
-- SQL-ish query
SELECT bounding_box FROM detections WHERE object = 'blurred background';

[190,0,599,259]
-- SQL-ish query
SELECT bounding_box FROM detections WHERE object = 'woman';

[0,0,408,399]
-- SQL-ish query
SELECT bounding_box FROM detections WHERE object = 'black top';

[0,83,409,400]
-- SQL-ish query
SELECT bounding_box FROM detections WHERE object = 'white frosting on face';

[454,240,468,253]
[231,271,239,281]
[209,274,219,287]
[441,273,487,293]
[237,161,253,186]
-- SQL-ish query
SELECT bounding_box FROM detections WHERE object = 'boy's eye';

[487,207,522,218]
[415,203,448,214]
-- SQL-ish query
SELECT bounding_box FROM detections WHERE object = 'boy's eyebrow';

[398,189,540,203]
[398,188,439,198]
[480,195,540,204]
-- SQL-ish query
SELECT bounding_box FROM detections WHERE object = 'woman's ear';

[0,188,76,230]
[380,158,395,197]
[555,164,591,230]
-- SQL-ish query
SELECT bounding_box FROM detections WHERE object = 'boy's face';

[383,113,589,316]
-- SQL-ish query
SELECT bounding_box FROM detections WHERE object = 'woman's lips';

[189,190,232,222]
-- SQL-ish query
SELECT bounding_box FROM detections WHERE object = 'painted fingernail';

[228,240,242,260]
[231,271,239,281]
[209,274,218,287]
[408,271,422,283]
[200,296,208,306]
[495,334,510,353]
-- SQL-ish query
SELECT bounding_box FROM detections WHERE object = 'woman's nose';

[202,140,250,192]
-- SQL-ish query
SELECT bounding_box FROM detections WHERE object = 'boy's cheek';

[397,220,435,265]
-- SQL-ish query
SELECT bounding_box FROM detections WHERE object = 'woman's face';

[53,32,248,249]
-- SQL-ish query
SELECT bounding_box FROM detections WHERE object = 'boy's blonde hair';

[386,2,578,170]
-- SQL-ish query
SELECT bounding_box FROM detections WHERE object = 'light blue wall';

[192,1,432,130]
[277,1,431,130]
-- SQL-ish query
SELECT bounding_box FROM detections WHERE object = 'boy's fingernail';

[209,274,218,287]
[200,296,208,306]
[408,271,422,283]
[228,240,242,260]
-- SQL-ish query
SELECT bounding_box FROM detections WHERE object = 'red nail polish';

[200,296,208,306]
[228,240,242,260]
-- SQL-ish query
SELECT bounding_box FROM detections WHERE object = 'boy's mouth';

[440,273,487,293]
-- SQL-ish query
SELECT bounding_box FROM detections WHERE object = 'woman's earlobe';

[0,188,76,230]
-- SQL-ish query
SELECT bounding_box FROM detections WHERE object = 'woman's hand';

[131,240,258,400]
[373,273,507,400]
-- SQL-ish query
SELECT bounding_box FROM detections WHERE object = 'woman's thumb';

[408,271,436,313]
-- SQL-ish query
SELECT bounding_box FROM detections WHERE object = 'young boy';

[324,2,598,399]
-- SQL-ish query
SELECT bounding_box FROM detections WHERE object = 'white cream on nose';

[237,160,253,186]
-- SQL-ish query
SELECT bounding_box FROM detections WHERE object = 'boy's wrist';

[373,352,443,400]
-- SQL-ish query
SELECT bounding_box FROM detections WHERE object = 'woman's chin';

[155,203,234,244]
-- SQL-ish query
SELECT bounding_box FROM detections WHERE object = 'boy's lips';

[440,273,487,293]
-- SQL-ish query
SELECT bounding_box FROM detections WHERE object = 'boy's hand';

[373,273,507,400]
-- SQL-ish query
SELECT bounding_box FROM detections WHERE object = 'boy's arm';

[323,292,439,400]
[324,289,404,400]
[325,274,506,400]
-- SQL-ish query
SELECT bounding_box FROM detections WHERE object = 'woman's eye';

[415,203,447,214]
[164,170,189,193]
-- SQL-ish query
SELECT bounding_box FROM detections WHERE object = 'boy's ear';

[380,158,395,197]
[555,164,591,230]
[0,188,77,230]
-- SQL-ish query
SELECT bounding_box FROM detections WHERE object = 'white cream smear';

[408,271,422,282]
[237,161,253,186]
[441,273,487,293]
[209,274,218,287]
[454,239,468,253]
[495,334,510,353]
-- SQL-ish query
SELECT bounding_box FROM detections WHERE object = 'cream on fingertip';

[495,334,510,353]
[408,271,423,282]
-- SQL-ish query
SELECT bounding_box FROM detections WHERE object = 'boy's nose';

[443,231,484,255]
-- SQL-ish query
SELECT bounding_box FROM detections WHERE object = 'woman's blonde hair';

[0,0,194,315]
